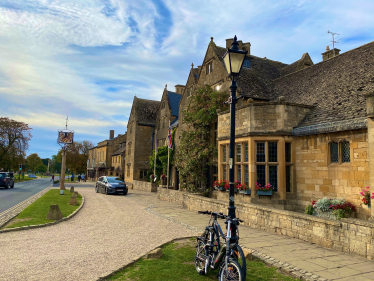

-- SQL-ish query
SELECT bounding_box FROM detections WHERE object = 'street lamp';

[222,35,247,242]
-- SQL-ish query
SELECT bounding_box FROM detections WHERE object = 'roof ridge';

[275,40,374,81]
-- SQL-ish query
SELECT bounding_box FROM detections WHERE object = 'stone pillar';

[364,91,374,220]
[249,137,256,199]
[278,138,286,200]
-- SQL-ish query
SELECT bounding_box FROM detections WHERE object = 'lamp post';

[222,35,247,242]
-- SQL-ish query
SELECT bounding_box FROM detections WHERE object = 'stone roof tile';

[136,98,161,125]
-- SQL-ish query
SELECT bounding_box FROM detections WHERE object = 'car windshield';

[107,177,124,183]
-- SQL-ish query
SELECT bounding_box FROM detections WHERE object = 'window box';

[257,190,273,196]
[239,189,251,195]
[226,188,239,193]
[218,186,226,191]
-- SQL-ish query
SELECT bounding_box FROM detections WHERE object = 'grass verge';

[1,189,82,229]
[106,238,296,281]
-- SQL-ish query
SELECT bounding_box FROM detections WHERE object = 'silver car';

[95,176,128,195]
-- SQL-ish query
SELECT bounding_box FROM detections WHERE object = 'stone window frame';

[221,142,249,186]
[206,61,213,75]
[255,141,279,192]
[285,142,293,193]
[128,142,132,156]
[328,139,351,165]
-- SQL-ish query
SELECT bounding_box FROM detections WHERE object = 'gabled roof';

[167,91,182,117]
[270,40,374,127]
[112,146,126,156]
[136,98,160,126]
[280,53,314,77]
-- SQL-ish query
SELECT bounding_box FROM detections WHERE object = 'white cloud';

[0,0,373,157]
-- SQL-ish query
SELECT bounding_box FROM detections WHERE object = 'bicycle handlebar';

[197,210,245,223]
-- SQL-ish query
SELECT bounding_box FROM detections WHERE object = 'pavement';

[1,182,374,281]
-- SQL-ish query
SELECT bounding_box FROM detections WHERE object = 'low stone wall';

[212,190,252,204]
[157,188,186,203]
[133,180,157,192]
[181,194,374,260]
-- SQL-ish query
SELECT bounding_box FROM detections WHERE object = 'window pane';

[268,142,277,162]
[256,142,265,162]
[245,165,249,187]
[330,142,339,163]
[269,165,278,192]
[236,143,241,162]
[286,166,291,192]
[341,141,350,163]
[223,165,227,180]
[236,165,241,182]
[244,143,248,162]
[285,143,291,163]
[223,146,227,162]
[256,165,265,188]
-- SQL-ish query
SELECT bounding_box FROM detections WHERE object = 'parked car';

[0,172,14,189]
[96,176,128,195]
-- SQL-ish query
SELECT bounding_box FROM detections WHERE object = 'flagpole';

[167,121,170,189]
[154,129,157,179]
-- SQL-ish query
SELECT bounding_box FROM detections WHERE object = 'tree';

[26,153,43,173]
[50,155,61,173]
[0,117,32,171]
[175,85,228,192]
[36,163,47,173]
[57,140,93,174]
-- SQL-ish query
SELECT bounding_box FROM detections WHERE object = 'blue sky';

[0,0,373,159]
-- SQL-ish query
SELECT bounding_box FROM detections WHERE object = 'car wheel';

[11,182,14,188]
[95,185,99,193]
[123,189,128,195]
[105,187,109,195]
[5,183,9,189]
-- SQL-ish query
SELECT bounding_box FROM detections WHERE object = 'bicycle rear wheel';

[218,259,244,281]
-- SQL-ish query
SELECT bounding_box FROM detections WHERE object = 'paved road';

[0,185,196,281]
[0,177,53,213]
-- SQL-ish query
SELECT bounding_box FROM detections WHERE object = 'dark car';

[96,176,128,195]
[0,172,14,189]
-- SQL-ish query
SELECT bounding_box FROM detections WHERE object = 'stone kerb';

[133,180,158,192]
[181,193,374,260]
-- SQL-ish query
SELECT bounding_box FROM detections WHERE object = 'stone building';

[86,130,126,180]
[153,85,183,188]
[215,39,374,220]
[125,96,160,184]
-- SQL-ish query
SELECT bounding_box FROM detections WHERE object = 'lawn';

[106,238,296,281]
[1,189,82,229]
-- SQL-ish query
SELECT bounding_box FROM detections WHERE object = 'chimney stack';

[110,130,114,139]
[242,42,251,55]
[174,85,185,94]
[322,46,340,61]
[226,38,243,50]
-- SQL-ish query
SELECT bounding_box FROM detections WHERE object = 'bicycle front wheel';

[218,259,244,281]
[233,244,247,280]
[195,241,206,275]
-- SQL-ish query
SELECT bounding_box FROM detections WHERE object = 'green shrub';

[332,209,346,220]
[305,205,315,215]
[315,197,331,212]
[53,180,60,184]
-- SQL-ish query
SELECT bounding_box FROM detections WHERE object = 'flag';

[168,125,173,149]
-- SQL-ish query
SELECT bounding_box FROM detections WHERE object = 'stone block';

[46,204,63,220]
[69,186,74,193]
[69,196,78,205]
[350,240,367,256]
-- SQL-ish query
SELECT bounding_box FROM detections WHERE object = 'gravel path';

[0,187,196,281]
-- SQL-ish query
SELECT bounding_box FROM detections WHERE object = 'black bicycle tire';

[218,258,244,281]
[233,244,247,280]
[194,240,206,275]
